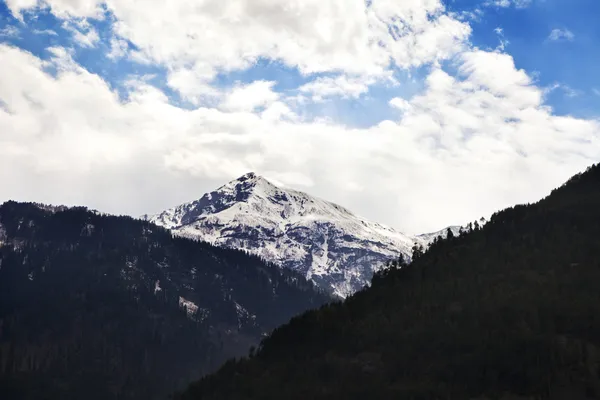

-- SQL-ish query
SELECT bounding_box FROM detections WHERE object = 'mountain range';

[5,163,590,400]
[148,172,475,298]
[0,202,329,400]
[178,164,600,400]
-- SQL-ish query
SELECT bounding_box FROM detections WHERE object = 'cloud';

[452,9,484,22]
[5,0,471,101]
[389,97,412,112]
[548,28,575,42]
[545,83,581,98]
[494,26,509,51]
[107,36,128,60]
[220,80,280,112]
[0,0,598,236]
[298,75,379,102]
[32,29,59,36]
[484,0,532,8]
[6,0,104,19]
[62,19,100,48]
[1,42,599,235]
[262,171,315,188]
[166,63,219,105]
[0,25,20,38]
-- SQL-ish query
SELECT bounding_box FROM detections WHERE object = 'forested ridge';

[179,163,600,400]
[0,201,330,400]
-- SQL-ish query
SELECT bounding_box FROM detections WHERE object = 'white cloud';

[548,28,575,42]
[452,9,484,22]
[458,50,541,107]
[4,0,37,21]
[298,75,378,102]
[6,0,471,100]
[0,25,20,38]
[0,0,597,235]
[262,171,315,188]
[107,36,128,60]
[32,29,59,36]
[494,26,509,51]
[489,0,511,7]
[6,0,104,19]
[545,83,581,98]
[62,19,99,48]
[220,80,280,112]
[75,29,98,48]
[484,0,532,8]
[593,88,600,96]
[1,43,599,235]
[260,101,298,122]
[389,97,412,112]
[166,63,219,105]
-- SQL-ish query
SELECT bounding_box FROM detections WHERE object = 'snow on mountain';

[149,172,418,298]
[416,226,462,245]
[416,217,488,247]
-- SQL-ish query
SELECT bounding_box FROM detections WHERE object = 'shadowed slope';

[179,163,600,400]
[0,202,329,400]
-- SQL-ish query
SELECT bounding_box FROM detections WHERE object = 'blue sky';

[0,0,599,233]
[450,0,600,118]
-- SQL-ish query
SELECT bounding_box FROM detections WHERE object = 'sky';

[0,0,599,234]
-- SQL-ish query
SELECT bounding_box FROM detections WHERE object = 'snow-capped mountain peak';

[149,173,417,298]
[149,173,484,298]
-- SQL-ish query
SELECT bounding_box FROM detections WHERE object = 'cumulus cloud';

[62,19,100,48]
[107,36,128,60]
[0,0,598,234]
[298,75,378,102]
[389,97,412,112]
[220,80,280,112]
[166,63,219,105]
[1,41,599,234]
[5,0,471,100]
[548,28,575,42]
[6,0,104,19]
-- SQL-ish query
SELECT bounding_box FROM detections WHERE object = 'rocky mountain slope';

[149,172,421,298]
[0,201,329,400]
[178,164,600,400]
[416,217,487,244]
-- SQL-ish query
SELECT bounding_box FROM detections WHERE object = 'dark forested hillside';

[179,163,600,400]
[0,201,329,400]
